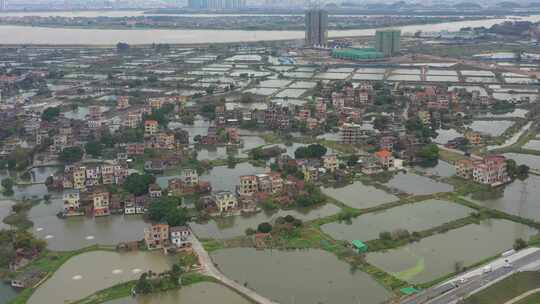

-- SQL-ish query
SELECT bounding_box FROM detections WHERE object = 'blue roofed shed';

[351,240,368,253]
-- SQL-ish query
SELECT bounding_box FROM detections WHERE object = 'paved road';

[191,236,280,304]
[400,248,540,304]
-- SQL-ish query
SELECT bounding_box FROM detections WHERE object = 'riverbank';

[0,14,538,45]
[0,15,489,32]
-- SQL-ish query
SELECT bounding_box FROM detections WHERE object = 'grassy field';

[464,272,540,304]
[438,149,466,164]
[515,291,540,304]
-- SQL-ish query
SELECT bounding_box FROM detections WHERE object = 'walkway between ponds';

[191,236,280,304]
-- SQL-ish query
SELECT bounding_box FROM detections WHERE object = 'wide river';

[0,14,538,45]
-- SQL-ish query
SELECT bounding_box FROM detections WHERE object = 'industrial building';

[375,29,401,57]
[305,9,328,48]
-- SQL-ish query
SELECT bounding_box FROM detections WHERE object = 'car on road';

[483,265,493,273]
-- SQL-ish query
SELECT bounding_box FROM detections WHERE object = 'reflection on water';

[385,172,453,195]
[157,163,267,192]
[29,198,148,251]
[0,200,15,229]
[212,248,391,304]
[468,120,514,137]
[322,181,398,209]
[434,128,461,144]
[503,153,540,170]
[29,166,62,183]
[414,160,456,177]
[191,203,340,239]
[366,219,537,284]
[105,282,252,304]
[0,282,18,304]
[468,175,540,221]
[322,199,473,241]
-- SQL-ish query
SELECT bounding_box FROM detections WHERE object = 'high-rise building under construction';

[305,9,328,48]
[375,29,401,57]
[188,0,245,10]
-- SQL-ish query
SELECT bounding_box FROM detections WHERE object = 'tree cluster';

[123,173,156,196]
[59,147,84,164]
[41,107,61,122]
[147,196,189,227]
[295,184,324,207]
[294,144,328,159]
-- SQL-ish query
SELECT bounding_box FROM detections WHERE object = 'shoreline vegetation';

[70,273,220,304]
[0,15,490,32]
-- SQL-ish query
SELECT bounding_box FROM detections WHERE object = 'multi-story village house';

[91,190,110,217]
[322,154,338,172]
[62,189,81,216]
[117,96,130,110]
[183,169,199,187]
[238,175,258,196]
[456,155,509,187]
[170,226,192,248]
[144,120,159,137]
[144,223,169,250]
[212,191,238,213]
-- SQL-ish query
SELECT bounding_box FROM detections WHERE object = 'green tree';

[514,238,527,250]
[123,173,155,196]
[41,107,61,122]
[59,147,84,164]
[200,104,216,120]
[257,222,273,233]
[418,143,439,164]
[507,159,529,180]
[147,196,188,226]
[135,273,153,294]
[294,144,327,159]
[373,116,390,131]
[227,155,236,168]
[1,178,14,196]
[85,141,102,158]
[295,184,324,207]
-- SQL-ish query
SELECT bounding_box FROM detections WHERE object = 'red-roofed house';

[375,149,394,169]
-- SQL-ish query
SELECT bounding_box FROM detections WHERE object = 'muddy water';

[322,181,398,209]
[211,248,391,304]
[322,199,474,242]
[366,219,537,284]
[191,203,341,239]
[385,172,453,195]
[105,282,252,304]
[28,250,174,304]
[29,198,148,251]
